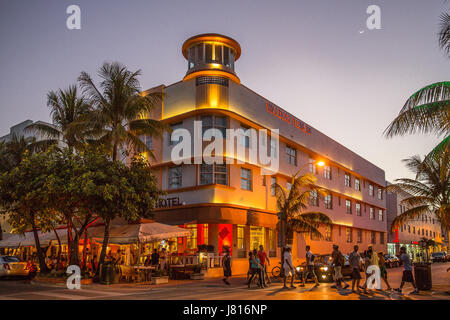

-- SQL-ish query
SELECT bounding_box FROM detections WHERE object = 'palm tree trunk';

[30,213,49,273]
[112,142,118,162]
[52,226,62,270]
[95,219,111,280]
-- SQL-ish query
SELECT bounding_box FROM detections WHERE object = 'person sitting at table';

[151,249,160,268]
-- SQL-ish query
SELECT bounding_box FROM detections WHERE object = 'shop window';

[324,194,333,209]
[237,225,245,251]
[325,225,332,241]
[355,178,360,191]
[357,229,362,243]
[168,166,182,189]
[240,168,252,190]
[324,166,332,180]
[345,173,351,187]
[250,226,265,250]
[356,203,361,216]
[309,190,318,206]
[200,163,228,185]
[346,228,352,243]
[271,177,276,196]
[369,207,374,220]
[346,199,352,214]
[286,146,297,165]
[186,224,197,250]
[268,228,276,252]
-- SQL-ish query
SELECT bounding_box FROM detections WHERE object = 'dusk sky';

[0,0,447,182]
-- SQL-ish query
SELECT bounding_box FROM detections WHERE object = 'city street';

[0,263,448,300]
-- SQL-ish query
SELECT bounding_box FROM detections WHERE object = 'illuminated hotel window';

[377,188,383,200]
[308,158,316,173]
[250,226,265,250]
[169,122,183,145]
[324,166,331,180]
[324,194,333,209]
[309,190,318,206]
[186,224,197,250]
[380,233,384,244]
[268,229,276,251]
[369,207,374,220]
[203,224,208,245]
[237,225,245,250]
[357,229,362,243]
[346,200,352,214]
[325,225,332,241]
[344,173,351,187]
[240,168,252,190]
[168,166,182,189]
[346,228,352,243]
[371,231,376,244]
[356,203,361,216]
[378,209,383,221]
[355,178,360,191]
[286,146,297,165]
[369,184,374,196]
[271,177,276,196]
[200,163,228,185]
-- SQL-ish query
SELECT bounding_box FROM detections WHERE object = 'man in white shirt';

[300,245,319,287]
[283,246,295,289]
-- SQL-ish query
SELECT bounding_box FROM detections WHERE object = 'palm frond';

[390,205,430,232]
[439,12,450,57]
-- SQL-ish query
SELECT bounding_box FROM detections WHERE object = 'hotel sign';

[155,197,182,208]
[265,101,312,135]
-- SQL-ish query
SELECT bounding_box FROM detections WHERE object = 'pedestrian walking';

[222,246,232,285]
[331,244,349,289]
[247,250,263,288]
[257,245,270,287]
[300,245,319,287]
[283,246,296,289]
[394,246,419,294]
[361,246,379,293]
[378,251,392,291]
[349,245,362,294]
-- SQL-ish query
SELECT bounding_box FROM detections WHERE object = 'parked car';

[384,254,400,268]
[296,254,353,283]
[431,252,447,263]
[0,256,29,278]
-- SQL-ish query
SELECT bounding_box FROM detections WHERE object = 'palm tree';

[387,148,450,233]
[384,10,450,157]
[0,134,35,172]
[73,62,166,162]
[275,171,333,270]
[73,62,167,277]
[25,85,91,151]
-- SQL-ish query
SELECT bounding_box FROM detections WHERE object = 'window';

[369,185,374,196]
[237,225,245,250]
[240,168,252,190]
[344,173,351,187]
[357,229,362,243]
[355,178,360,191]
[422,229,424,236]
[413,227,415,234]
[378,209,383,221]
[203,224,209,245]
[271,177,276,196]
[308,158,316,174]
[426,230,428,237]
[169,122,183,145]
[268,228,276,251]
[240,125,251,148]
[346,228,352,243]
[371,231,376,244]
[369,207,374,220]
[324,194,333,209]
[168,166,182,189]
[201,115,227,139]
[380,232,384,244]
[286,146,297,165]
[309,190,318,206]
[186,224,197,249]
[324,166,332,180]
[205,44,213,63]
[408,225,411,233]
[200,163,228,185]
[139,135,152,150]
[250,226,265,250]
[377,188,383,200]
[356,203,361,216]
[325,225,332,241]
[345,199,352,214]
[269,136,278,159]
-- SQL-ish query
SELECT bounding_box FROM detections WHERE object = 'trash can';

[111,265,120,284]
[414,263,432,290]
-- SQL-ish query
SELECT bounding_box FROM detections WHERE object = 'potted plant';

[152,269,169,284]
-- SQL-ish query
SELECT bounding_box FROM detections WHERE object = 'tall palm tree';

[275,172,333,261]
[73,62,166,162]
[26,85,91,151]
[387,148,449,233]
[384,10,450,157]
[73,62,167,276]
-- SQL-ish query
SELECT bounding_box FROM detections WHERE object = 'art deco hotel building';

[142,34,387,274]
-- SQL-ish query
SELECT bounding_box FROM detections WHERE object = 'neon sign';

[265,101,312,135]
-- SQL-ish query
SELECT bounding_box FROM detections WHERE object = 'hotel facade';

[143,34,388,274]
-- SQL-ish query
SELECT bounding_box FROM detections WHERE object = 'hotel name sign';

[155,197,182,208]
[265,101,312,135]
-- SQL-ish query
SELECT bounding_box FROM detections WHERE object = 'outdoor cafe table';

[132,265,156,283]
